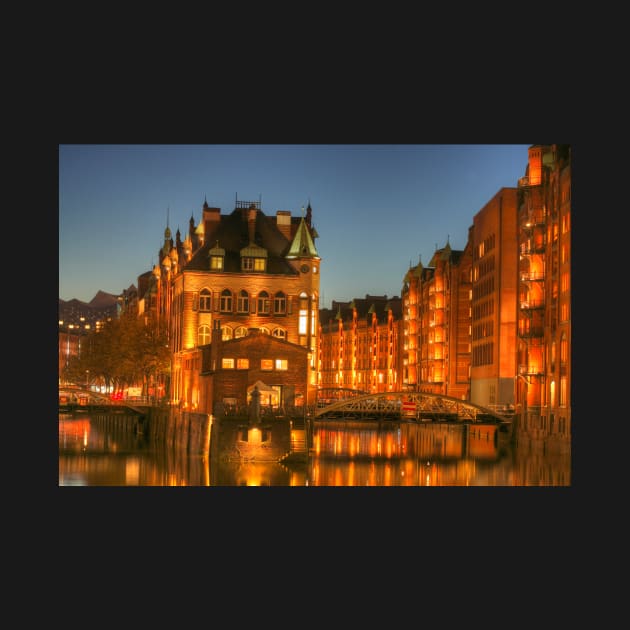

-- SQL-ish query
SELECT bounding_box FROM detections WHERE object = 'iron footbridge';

[59,386,146,415]
[314,391,512,425]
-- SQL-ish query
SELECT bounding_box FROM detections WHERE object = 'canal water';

[58,413,571,486]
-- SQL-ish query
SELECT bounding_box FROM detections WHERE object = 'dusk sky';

[59,144,531,307]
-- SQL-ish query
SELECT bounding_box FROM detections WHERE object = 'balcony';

[518,365,544,376]
[520,271,545,282]
[520,299,545,310]
[520,241,546,255]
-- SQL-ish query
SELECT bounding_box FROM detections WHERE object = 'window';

[261,359,273,370]
[221,326,233,341]
[220,289,233,312]
[210,256,223,270]
[199,289,212,312]
[254,258,266,271]
[275,359,288,370]
[237,358,249,369]
[272,328,286,340]
[258,291,270,314]
[237,290,249,313]
[222,358,234,369]
[299,292,308,335]
[235,326,248,338]
[259,326,270,335]
[198,325,210,346]
[242,257,254,271]
[274,291,286,314]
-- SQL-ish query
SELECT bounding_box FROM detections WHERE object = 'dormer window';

[242,256,266,272]
[240,243,267,272]
[208,241,225,271]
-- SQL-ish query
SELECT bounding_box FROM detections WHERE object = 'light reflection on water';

[58,414,571,487]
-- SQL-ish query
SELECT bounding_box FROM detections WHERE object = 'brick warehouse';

[200,322,309,415]
[144,197,320,414]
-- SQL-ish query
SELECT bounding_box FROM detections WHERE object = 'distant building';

[58,290,126,383]
[402,239,473,399]
[318,295,402,394]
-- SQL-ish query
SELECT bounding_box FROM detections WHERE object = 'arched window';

[220,289,233,312]
[258,291,270,314]
[259,326,270,335]
[199,288,212,312]
[237,290,249,313]
[274,291,286,314]
[272,328,286,340]
[221,325,233,341]
[198,324,211,346]
[235,326,248,338]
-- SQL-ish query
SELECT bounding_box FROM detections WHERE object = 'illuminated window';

[210,256,223,270]
[221,326,233,341]
[274,292,286,314]
[237,358,249,369]
[560,376,568,407]
[275,359,288,370]
[220,289,233,312]
[199,288,212,312]
[222,358,235,369]
[560,333,568,363]
[261,359,273,370]
[198,325,210,346]
[235,326,247,338]
[237,290,249,313]
[272,328,286,340]
[258,291,270,314]
[242,257,266,272]
[259,326,270,335]
[299,292,308,335]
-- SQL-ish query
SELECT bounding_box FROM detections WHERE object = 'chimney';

[276,210,292,239]
[204,207,221,244]
[247,205,257,243]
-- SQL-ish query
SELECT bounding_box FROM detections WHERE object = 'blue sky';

[59,144,530,306]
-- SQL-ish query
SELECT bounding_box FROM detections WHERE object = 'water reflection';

[58,414,570,486]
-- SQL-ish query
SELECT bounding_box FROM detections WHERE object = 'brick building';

[318,295,402,394]
[149,197,320,413]
[469,187,519,412]
[199,323,309,414]
[401,240,473,399]
[515,144,571,452]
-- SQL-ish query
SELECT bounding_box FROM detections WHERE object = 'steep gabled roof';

[286,217,319,259]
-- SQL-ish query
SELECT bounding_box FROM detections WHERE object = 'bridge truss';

[314,391,509,423]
